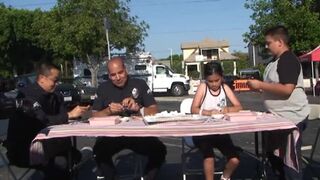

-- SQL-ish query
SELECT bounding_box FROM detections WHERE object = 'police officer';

[92,57,167,180]
[6,62,89,179]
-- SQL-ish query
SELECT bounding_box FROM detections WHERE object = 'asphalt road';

[1,92,319,180]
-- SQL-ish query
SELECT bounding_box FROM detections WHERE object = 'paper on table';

[144,114,208,123]
[88,116,121,126]
[225,111,258,122]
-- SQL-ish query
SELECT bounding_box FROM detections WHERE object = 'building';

[247,42,267,67]
[181,38,239,79]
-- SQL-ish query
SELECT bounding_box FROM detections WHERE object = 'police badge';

[132,88,139,99]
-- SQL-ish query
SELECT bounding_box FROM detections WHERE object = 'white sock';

[220,175,230,180]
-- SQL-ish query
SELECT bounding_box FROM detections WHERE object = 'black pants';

[6,137,79,180]
[93,137,167,180]
[42,137,80,180]
[267,119,307,180]
[192,134,239,159]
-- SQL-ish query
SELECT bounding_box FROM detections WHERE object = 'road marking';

[161,137,180,140]
[301,145,312,151]
[163,142,183,148]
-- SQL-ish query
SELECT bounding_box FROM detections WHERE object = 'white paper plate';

[211,114,224,119]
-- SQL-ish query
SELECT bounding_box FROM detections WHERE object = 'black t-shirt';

[6,83,68,165]
[93,77,156,111]
[276,51,301,85]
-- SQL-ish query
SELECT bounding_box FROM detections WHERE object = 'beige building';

[181,38,239,79]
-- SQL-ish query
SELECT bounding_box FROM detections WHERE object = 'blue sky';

[1,0,253,59]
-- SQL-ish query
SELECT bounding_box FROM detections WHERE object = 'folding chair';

[180,98,223,180]
[113,151,144,180]
[0,119,33,180]
[301,104,320,165]
[95,150,144,180]
[308,104,320,162]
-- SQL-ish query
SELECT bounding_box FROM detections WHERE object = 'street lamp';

[104,17,111,60]
[169,48,173,68]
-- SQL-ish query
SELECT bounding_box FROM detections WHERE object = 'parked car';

[315,81,320,96]
[0,91,16,119]
[56,78,97,109]
[55,82,81,109]
[223,75,239,90]
[14,73,37,89]
[13,74,97,108]
[239,69,261,80]
[98,74,109,84]
[75,76,93,87]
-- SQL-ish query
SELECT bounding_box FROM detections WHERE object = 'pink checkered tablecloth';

[30,113,299,171]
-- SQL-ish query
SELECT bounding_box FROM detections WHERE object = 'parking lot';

[0,92,319,180]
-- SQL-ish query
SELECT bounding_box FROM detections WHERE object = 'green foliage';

[222,61,233,75]
[0,1,149,77]
[255,63,266,76]
[33,0,149,61]
[244,0,320,53]
[169,54,183,74]
[189,70,200,80]
[0,5,47,76]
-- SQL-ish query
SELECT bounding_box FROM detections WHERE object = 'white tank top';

[200,84,227,111]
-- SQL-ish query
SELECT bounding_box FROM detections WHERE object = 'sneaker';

[80,146,93,163]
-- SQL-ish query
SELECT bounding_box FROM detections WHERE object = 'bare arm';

[68,105,90,119]
[247,79,295,97]
[191,83,212,115]
[143,104,158,116]
[222,84,242,113]
[92,102,123,117]
[92,107,112,117]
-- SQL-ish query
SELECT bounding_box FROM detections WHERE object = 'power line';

[5,0,220,8]
[132,0,221,7]
[3,1,55,8]
[150,27,246,35]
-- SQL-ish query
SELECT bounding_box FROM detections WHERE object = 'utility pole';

[104,17,111,60]
[169,48,173,68]
[252,43,256,67]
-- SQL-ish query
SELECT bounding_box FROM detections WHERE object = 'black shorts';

[192,134,239,159]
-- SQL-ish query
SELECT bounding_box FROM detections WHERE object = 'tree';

[0,4,47,76]
[169,54,183,74]
[244,0,320,54]
[33,0,149,86]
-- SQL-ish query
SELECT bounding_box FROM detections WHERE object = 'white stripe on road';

[301,145,312,151]
[160,137,181,140]
[163,142,183,148]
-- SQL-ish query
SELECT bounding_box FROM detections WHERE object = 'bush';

[189,71,200,80]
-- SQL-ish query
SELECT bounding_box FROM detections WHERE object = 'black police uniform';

[6,83,76,179]
[92,77,167,180]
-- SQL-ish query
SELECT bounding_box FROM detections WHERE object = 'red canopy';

[299,45,320,62]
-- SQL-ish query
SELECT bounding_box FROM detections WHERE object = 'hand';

[247,79,262,90]
[210,109,222,115]
[68,105,89,119]
[108,102,124,114]
[122,97,140,112]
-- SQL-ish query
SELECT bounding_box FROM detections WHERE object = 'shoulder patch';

[132,88,139,99]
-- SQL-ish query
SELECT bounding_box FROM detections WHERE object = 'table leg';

[260,131,267,180]
[254,131,268,180]
[255,132,259,156]
[68,136,78,180]
[310,127,320,161]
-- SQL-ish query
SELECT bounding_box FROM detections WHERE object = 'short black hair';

[204,61,223,78]
[36,62,60,77]
[264,25,290,45]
